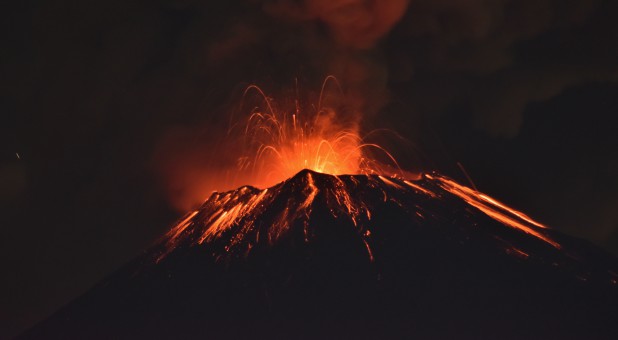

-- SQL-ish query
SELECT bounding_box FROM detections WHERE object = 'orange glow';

[477,193,548,229]
[378,175,403,189]
[433,175,560,249]
[154,77,406,211]
[198,188,269,244]
[235,77,401,189]
[156,210,199,262]
[157,169,561,265]
[403,179,437,198]
[506,247,530,259]
[155,79,561,264]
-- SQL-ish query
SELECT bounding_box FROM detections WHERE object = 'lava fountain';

[232,77,403,190]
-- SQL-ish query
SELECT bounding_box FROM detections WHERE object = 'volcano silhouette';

[23,170,618,339]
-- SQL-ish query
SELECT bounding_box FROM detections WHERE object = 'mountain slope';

[22,170,618,339]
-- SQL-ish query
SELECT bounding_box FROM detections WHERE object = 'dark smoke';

[386,0,617,136]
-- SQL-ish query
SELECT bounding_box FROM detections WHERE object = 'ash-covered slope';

[23,170,618,339]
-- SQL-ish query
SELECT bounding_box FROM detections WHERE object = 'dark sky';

[2,0,617,337]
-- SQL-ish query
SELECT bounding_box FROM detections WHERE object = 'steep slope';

[23,170,618,339]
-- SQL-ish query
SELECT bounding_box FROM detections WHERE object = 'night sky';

[2,0,618,337]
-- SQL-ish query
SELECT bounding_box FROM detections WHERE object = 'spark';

[403,179,437,198]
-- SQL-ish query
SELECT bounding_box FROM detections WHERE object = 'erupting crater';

[158,169,564,264]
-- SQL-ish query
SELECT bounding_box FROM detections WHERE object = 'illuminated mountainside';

[23,170,618,339]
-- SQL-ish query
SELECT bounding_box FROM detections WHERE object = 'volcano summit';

[23,170,618,339]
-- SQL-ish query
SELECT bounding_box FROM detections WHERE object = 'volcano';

[23,170,618,339]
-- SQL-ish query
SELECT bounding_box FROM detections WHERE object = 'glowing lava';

[233,78,401,190]
[157,169,562,264]
[158,80,563,266]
